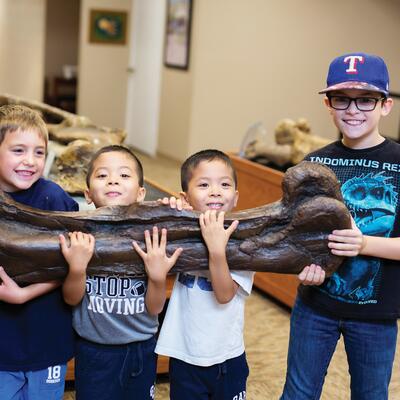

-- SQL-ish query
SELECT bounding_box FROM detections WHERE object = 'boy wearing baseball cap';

[280,53,400,399]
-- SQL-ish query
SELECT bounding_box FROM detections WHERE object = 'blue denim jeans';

[280,298,397,400]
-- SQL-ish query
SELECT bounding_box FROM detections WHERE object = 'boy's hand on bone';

[199,210,238,256]
[59,232,95,273]
[298,264,326,286]
[133,226,182,283]
[157,196,193,211]
[328,217,364,257]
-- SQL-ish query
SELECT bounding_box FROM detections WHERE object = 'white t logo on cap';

[344,55,364,74]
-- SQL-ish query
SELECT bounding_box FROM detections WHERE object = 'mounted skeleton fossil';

[0,162,350,284]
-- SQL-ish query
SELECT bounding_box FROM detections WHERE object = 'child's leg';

[169,358,210,400]
[122,336,157,399]
[343,318,397,400]
[213,352,249,400]
[23,365,67,400]
[280,298,340,400]
[75,336,157,400]
[0,371,25,400]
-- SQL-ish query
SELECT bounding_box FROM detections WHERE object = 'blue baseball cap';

[319,52,389,96]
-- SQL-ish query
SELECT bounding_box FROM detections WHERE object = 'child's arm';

[330,230,400,260]
[60,232,95,306]
[0,266,60,304]
[133,226,182,316]
[200,210,239,304]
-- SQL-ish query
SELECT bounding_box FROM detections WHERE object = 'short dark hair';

[181,149,237,192]
[86,145,144,188]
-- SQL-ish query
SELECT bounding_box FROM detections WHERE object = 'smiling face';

[324,89,393,149]
[84,151,145,208]
[0,128,46,192]
[181,159,238,213]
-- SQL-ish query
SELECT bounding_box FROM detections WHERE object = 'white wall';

[77,0,131,128]
[0,0,46,101]
[158,0,400,160]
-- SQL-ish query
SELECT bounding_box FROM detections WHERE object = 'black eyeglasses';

[327,95,385,111]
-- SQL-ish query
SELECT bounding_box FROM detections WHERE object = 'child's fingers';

[152,226,159,247]
[199,213,205,229]
[313,267,326,285]
[209,210,218,223]
[298,264,322,285]
[330,229,361,239]
[169,197,177,209]
[202,210,210,225]
[226,220,239,236]
[157,197,170,205]
[175,198,184,211]
[169,247,183,265]
[298,265,310,282]
[159,228,167,249]
[132,240,146,258]
[59,234,68,250]
[216,211,225,224]
[88,234,95,247]
[144,230,152,250]
[330,248,359,257]
[0,266,13,284]
[328,241,359,250]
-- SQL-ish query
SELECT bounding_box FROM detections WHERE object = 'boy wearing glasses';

[280,53,400,400]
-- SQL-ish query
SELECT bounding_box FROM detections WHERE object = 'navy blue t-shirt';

[0,178,78,371]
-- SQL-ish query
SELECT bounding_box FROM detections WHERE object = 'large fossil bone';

[0,162,350,284]
[245,118,332,167]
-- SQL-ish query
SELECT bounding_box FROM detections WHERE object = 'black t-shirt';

[0,178,78,371]
[299,139,400,320]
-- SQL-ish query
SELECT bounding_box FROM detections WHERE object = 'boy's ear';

[179,191,190,207]
[381,97,394,117]
[136,186,146,202]
[233,190,239,208]
[323,96,332,110]
[84,189,93,205]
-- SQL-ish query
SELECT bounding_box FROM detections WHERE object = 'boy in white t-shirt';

[155,149,254,400]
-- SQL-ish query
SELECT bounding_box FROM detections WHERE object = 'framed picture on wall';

[89,9,128,45]
[164,0,193,70]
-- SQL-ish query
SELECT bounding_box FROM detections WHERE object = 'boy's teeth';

[345,120,363,125]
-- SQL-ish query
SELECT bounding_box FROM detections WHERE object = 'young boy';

[280,53,400,400]
[155,149,254,400]
[0,104,79,400]
[60,145,182,400]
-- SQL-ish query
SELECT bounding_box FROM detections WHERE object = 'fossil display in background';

[243,118,332,169]
[0,162,351,284]
[0,93,126,194]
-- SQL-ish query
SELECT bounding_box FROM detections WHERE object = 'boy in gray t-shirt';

[61,145,182,400]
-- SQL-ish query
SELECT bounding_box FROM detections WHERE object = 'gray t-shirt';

[73,275,158,344]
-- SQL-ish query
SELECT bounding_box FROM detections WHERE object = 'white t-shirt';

[155,269,254,366]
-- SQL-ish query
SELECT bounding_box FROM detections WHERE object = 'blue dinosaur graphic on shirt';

[321,172,397,303]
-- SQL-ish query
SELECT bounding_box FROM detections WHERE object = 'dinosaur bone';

[0,162,350,284]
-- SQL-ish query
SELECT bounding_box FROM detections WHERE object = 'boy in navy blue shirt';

[281,53,400,400]
[0,104,78,400]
